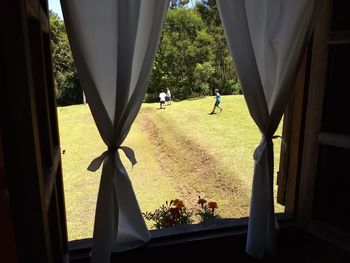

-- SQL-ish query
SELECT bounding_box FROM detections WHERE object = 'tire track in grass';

[135,108,250,218]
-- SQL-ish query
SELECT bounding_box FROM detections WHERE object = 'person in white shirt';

[166,88,172,105]
[159,90,166,109]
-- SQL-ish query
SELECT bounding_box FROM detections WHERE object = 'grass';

[57,95,283,241]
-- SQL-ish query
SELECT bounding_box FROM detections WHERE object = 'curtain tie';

[253,135,286,162]
[87,146,137,172]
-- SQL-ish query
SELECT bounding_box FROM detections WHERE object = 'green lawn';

[58,95,283,241]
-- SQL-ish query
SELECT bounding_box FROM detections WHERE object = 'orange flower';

[208,202,218,210]
[173,199,185,209]
[197,197,207,208]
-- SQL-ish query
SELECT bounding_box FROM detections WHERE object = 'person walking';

[159,89,166,109]
[166,88,172,105]
[210,89,223,114]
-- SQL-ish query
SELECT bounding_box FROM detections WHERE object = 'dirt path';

[135,108,250,217]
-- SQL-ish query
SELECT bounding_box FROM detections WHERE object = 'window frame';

[4,0,344,261]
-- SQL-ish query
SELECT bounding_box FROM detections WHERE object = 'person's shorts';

[166,96,170,102]
[160,100,165,103]
[215,101,220,106]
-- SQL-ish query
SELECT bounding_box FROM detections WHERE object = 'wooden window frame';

[277,0,333,218]
[1,0,68,262]
[278,0,350,253]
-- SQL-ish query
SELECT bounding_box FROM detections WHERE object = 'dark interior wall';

[330,0,350,31]
[0,131,17,263]
[0,10,17,259]
[321,43,350,134]
[314,145,350,232]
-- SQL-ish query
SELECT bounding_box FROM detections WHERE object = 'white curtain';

[217,0,321,257]
[60,1,169,262]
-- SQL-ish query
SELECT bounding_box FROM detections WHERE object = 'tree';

[194,62,214,96]
[149,8,214,100]
[148,2,240,100]
[195,0,221,26]
[195,0,241,95]
[49,10,83,106]
[169,0,190,9]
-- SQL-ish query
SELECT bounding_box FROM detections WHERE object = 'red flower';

[173,199,185,209]
[197,197,207,208]
[208,202,218,210]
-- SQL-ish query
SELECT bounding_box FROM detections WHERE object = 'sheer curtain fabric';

[60,1,169,262]
[217,0,321,257]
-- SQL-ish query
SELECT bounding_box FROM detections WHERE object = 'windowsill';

[69,213,293,261]
[151,216,249,237]
[299,220,350,253]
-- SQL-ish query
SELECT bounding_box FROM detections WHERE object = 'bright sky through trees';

[48,0,63,18]
[48,0,197,19]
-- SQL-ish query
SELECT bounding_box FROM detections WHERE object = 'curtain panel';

[60,1,169,262]
[217,0,321,257]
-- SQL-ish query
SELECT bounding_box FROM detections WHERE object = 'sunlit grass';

[58,95,283,241]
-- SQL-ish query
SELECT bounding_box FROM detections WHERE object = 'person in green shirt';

[210,89,223,114]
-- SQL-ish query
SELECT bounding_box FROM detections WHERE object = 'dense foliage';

[148,0,241,101]
[49,11,83,106]
[49,1,241,105]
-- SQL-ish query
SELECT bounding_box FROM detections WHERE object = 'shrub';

[143,199,193,230]
[232,81,242,95]
[196,197,220,222]
[143,197,220,229]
